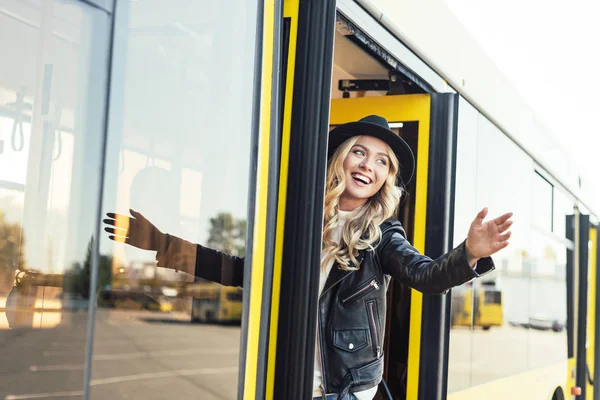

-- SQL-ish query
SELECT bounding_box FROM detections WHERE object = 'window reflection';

[449,98,570,394]
[448,98,478,392]
[0,0,110,398]
[532,172,553,232]
[91,1,258,399]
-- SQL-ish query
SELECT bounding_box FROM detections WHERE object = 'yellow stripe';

[243,0,275,398]
[329,94,431,125]
[330,94,431,399]
[568,357,577,395]
[405,98,431,400]
[265,0,300,398]
[587,227,597,398]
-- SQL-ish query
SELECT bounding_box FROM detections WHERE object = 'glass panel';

[469,116,533,386]
[532,172,553,232]
[0,0,110,398]
[554,188,574,238]
[527,230,568,370]
[91,1,259,399]
[450,101,571,394]
[448,97,478,393]
[450,106,534,391]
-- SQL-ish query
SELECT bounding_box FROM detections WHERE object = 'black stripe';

[78,0,112,14]
[255,0,285,397]
[237,0,265,397]
[576,214,590,398]
[273,0,337,398]
[418,93,459,400]
[566,215,575,359]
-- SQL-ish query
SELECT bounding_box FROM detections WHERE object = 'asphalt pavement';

[0,309,241,400]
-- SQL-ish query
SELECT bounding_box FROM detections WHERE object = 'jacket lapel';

[320,251,365,298]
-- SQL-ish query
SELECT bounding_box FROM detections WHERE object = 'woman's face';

[339,136,392,211]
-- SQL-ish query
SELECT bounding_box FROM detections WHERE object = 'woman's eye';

[353,149,364,156]
[377,158,387,165]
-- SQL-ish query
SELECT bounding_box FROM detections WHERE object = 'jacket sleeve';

[377,228,494,294]
[195,243,245,287]
[155,234,245,287]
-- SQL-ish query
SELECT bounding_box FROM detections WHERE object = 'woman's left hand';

[466,207,513,262]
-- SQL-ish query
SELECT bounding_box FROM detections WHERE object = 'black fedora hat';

[328,115,415,185]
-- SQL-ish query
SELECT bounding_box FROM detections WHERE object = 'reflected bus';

[186,281,243,324]
[451,283,503,330]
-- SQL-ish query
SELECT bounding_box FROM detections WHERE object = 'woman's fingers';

[103,218,118,227]
[106,212,132,221]
[104,226,128,236]
[108,235,129,243]
[493,212,513,225]
[104,213,131,230]
[129,209,146,221]
[498,231,512,242]
[498,219,513,233]
[474,207,488,223]
[497,241,509,251]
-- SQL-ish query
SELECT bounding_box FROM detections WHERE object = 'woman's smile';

[350,172,373,186]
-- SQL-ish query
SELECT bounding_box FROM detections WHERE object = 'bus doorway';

[330,94,430,400]
[328,22,460,399]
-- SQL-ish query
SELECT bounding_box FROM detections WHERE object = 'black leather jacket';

[190,219,494,398]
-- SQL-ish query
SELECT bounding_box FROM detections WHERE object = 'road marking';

[94,348,238,360]
[89,366,238,385]
[51,339,129,347]
[5,391,82,400]
[31,348,238,373]
[29,364,83,372]
[43,347,238,359]
[6,367,237,399]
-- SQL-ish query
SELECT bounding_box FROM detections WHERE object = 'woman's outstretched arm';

[104,209,244,287]
[379,208,511,294]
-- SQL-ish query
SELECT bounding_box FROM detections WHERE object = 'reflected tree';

[64,237,113,299]
[0,211,26,292]
[207,212,246,257]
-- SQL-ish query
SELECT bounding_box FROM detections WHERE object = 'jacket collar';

[320,251,365,298]
[319,219,402,298]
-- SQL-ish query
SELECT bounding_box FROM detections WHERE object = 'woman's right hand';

[103,209,166,252]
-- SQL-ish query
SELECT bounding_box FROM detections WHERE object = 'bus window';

[90,1,260,399]
[0,0,111,397]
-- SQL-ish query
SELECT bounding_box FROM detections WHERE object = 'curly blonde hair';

[321,135,404,271]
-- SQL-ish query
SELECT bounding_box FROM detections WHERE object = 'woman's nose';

[359,160,373,171]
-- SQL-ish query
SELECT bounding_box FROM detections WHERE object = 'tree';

[0,211,26,291]
[206,212,246,257]
[64,237,113,299]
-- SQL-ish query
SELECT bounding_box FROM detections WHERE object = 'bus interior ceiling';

[331,20,428,100]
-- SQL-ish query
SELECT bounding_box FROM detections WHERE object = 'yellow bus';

[188,281,243,324]
[451,283,503,330]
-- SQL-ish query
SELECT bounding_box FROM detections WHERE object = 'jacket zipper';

[367,301,381,358]
[317,265,354,396]
[342,278,380,305]
[317,303,328,397]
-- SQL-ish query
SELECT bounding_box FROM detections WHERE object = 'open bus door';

[330,93,459,400]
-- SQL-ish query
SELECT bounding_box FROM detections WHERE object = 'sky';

[444,0,600,198]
